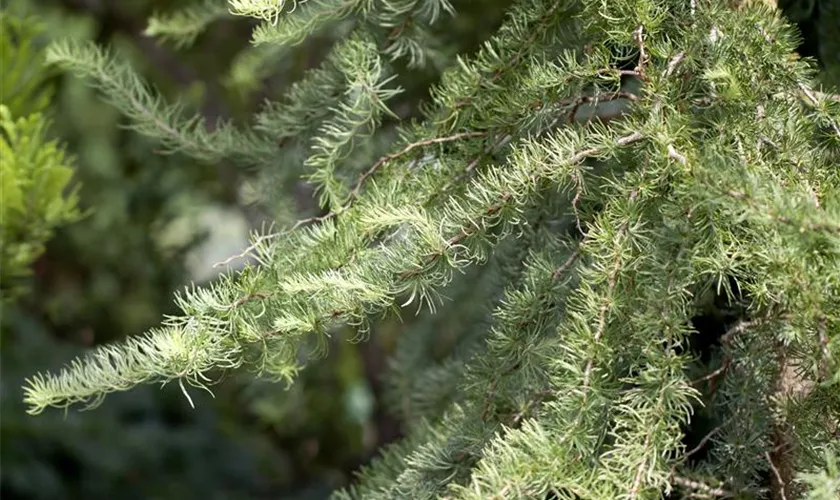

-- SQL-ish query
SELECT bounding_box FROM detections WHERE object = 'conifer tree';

[21,0,840,498]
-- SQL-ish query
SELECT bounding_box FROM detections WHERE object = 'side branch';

[22,127,645,414]
[581,187,639,389]
[293,131,488,229]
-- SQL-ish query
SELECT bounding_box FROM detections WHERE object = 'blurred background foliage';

[0,0,836,498]
[0,10,81,301]
[780,0,840,89]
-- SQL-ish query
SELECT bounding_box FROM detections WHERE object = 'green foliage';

[245,0,363,48]
[797,451,840,500]
[0,11,54,116]
[43,39,278,166]
[303,34,402,210]
[1,5,301,499]
[145,0,230,48]
[1,311,292,500]
[0,107,81,293]
[0,11,81,298]
[20,0,840,498]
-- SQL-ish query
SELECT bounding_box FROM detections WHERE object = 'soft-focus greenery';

[0,11,81,300]
[780,0,839,89]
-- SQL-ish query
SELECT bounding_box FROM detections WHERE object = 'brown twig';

[680,424,724,463]
[481,378,501,421]
[667,144,688,165]
[632,25,649,79]
[664,52,686,79]
[570,181,584,234]
[817,316,831,379]
[509,392,547,427]
[351,132,487,201]
[765,451,788,500]
[231,292,267,308]
[690,359,731,387]
[720,319,757,345]
[214,232,280,268]
[690,319,758,388]
[628,430,654,498]
[552,250,582,280]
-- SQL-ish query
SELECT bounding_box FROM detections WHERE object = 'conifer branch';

[254,42,351,140]
[45,39,276,165]
[434,0,573,129]
[248,0,362,47]
[726,190,840,235]
[373,0,455,67]
[582,188,637,390]
[228,0,314,25]
[766,450,789,500]
[145,0,230,48]
[351,131,487,203]
[304,35,403,210]
[22,121,643,414]
[481,248,580,422]
[296,130,489,228]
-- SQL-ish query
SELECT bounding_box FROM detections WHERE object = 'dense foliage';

[0,11,81,299]
[5,0,840,498]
